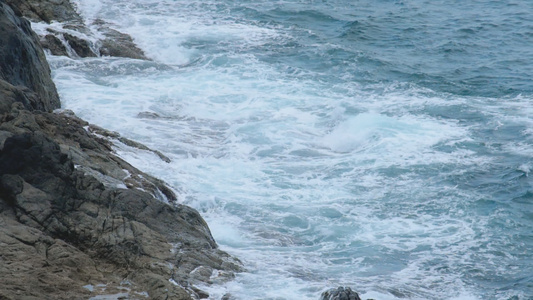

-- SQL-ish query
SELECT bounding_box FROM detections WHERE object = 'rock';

[41,34,69,56]
[320,287,362,300]
[0,2,242,298]
[0,3,60,112]
[0,103,242,299]
[221,293,234,300]
[6,0,147,60]
[5,0,82,23]
[63,32,97,57]
[0,80,42,115]
[137,111,162,119]
[95,19,147,60]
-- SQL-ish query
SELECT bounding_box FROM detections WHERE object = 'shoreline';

[0,1,242,299]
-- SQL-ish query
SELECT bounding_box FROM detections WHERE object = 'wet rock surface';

[0,1,242,299]
[9,0,148,60]
[320,287,363,300]
[0,2,60,112]
[5,0,82,24]
[0,109,242,299]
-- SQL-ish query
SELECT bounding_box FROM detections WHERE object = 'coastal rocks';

[9,0,148,60]
[5,0,82,24]
[0,1,242,298]
[0,3,60,112]
[40,33,68,56]
[320,287,362,300]
[0,80,41,115]
[62,32,97,57]
[94,19,148,60]
[0,102,242,299]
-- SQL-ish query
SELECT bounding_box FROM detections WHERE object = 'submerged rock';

[320,287,362,300]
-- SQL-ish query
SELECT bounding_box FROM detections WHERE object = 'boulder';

[63,32,97,57]
[320,287,362,300]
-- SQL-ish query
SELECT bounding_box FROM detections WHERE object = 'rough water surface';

[41,0,533,299]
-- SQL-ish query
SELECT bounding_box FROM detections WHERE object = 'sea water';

[37,0,533,299]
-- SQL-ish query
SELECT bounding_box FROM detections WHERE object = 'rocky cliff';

[0,1,240,299]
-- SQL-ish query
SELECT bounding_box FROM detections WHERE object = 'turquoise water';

[41,0,532,299]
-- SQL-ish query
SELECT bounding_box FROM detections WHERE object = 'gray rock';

[5,0,82,23]
[63,32,97,57]
[95,19,147,60]
[41,34,69,56]
[0,2,243,298]
[6,0,147,60]
[0,80,42,114]
[0,3,60,112]
[320,287,362,300]
[0,103,242,299]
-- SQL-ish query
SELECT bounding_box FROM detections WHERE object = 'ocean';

[37,0,533,299]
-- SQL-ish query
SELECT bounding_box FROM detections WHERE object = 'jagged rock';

[43,111,175,198]
[0,103,242,299]
[5,0,82,23]
[320,287,362,300]
[0,80,42,115]
[95,19,147,60]
[0,3,60,112]
[8,0,147,60]
[0,1,242,298]
[63,32,97,57]
[87,122,171,163]
[41,33,69,56]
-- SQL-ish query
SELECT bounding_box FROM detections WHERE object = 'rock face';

[5,0,82,23]
[320,287,362,300]
[0,2,60,112]
[0,1,241,299]
[0,109,242,299]
[7,0,148,60]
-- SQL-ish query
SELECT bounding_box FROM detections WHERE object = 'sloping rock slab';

[0,104,242,299]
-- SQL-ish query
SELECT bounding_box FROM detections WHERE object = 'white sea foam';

[45,0,528,299]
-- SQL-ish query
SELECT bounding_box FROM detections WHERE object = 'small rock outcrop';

[9,0,147,60]
[0,1,241,299]
[5,0,82,23]
[0,2,60,112]
[320,287,362,300]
